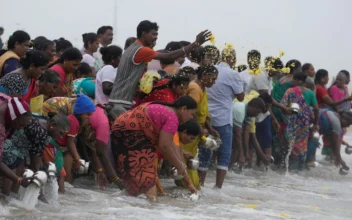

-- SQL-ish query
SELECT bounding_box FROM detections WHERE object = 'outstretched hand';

[195,30,212,45]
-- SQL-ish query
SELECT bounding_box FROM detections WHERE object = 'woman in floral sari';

[280,72,319,170]
[182,65,219,188]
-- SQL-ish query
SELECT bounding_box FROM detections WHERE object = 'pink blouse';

[146,104,179,135]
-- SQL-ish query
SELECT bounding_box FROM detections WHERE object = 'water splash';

[43,176,59,205]
[20,183,40,210]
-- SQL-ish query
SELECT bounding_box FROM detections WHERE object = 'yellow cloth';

[234,90,259,133]
[0,51,20,75]
[30,95,44,115]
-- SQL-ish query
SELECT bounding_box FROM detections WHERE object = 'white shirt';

[93,44,104,71]
[240,69,253,95]
[181,57,192,68]
[96,65,117,104]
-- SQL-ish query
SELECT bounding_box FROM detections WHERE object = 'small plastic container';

[23,169,34,179]
[170,167,183,180]
[32,171,48,187]
[345,146,352,155]
[290,103,300,113]
[339,166,349,175]
[46,162,57,177]
[187,159,200,170]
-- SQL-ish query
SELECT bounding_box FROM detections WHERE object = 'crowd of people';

[0,20,351,202]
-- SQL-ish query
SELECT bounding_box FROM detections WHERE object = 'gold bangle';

[112,176,120,183]
[17,177,22,185]
[96,168,103,173]
[194,41,200,47]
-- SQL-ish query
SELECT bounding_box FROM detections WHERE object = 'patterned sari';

[111,103,160,196]
[281,87,311,169]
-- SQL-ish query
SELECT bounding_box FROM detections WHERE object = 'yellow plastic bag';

[30,95,44,115]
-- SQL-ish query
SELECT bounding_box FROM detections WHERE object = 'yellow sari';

[181,82,209,188]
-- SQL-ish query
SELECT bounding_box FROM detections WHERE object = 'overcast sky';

[1,0,351,79]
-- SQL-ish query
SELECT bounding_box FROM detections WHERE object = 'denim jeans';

[199,124,233,171]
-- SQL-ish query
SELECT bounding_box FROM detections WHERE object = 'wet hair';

[293,72,307,83]
[196,64,218,79]
[302,63,312,73]
[179,41,191,47]
[165,41,182,51]
[20,50,49,69]
[237,64,248,72]
[100,45,123,64]
[153,95,197,110]
[7,30,30,50]
[48,113,70,132]
[54,38,72,53]
[190,46,205,63]
[33,36,48,50]
[181,66,196,76]
[248,97,266,113]
[39,69,61,84]
[74,63,92,78]
[82,33,99,49]
[124,37,136,50]
[56,48,82,64]
[339,70,350,78]
[178,120,201,136]
[286,59,301,74]
[247,50,261,60]
[315,69,328,84]
[259,92,272,105]
[97,26,113,36]
[137,20,159,38]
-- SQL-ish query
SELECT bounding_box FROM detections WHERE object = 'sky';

[1,0,351,80]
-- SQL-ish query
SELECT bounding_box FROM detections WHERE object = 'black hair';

[190,46,205,63]
[247,50,261,69]
[137,20,159,38]
[293,72,308,83]
[315,69,328,84]
[302,63,312,72]
[56,48,82,64]
[196,64,218,79]
[153,95,197,110]
[54,38,73,53]
[285,59,302,75]
[340,70,350,78]
[178,120,201,136]
[339,111,352,125]
[74,63,92,78]
[39,69,61,84]
[82,33,99,49]
[181,66,196,75]
[272,58,284,69]
[0,27,4,32]
[20,50,49,69]
[259,92,273,104]
[124,37,136,50]
[0,30,31,56]
[204,45,220,64]
[264,56,273,67]
[165,41,182,51]
[248,97,266,113]
[237,64,248,72]
[100,45,123,64]
[33,36,48,50]
[97,26,113,35]
[247,50,261,60]
[179,41,191,47]
[171,69,190,86]
[159,50,175,66]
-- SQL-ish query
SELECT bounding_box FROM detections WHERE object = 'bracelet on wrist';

[112,176,120,183]
[17,177,22,185]
[194,41,200,47]
[96,168,103,173]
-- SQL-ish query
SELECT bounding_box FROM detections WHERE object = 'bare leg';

[145,185,157,202]
[198,170,207,187]
[215,169,227,189]
[58,176,65,193]
[64,153,73,184]
[2,168,16,196]
[12,162,24,193]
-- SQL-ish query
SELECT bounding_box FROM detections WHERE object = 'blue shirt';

[207,62,244,127]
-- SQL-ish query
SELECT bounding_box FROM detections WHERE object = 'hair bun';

[82,33,88,40]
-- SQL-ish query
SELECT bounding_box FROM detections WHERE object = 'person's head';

[3,96,31,129]
[189,46,205,64]
[181,66,196,81]
[73,94,96,121]
[305,76,316,91]
[221,46,236,68]
[57,48,83,73]
[136,20,159,47]
[20,50,49,79]
[204,45,220,65]
[286,59,302,75]
[196,64,218,88]
[6,30,31,57]
[54,38,72,58]
[170,69,191,97]
[302,63,315,78]
[46,113,70,140]
[247,50,261,70]
[33,36,48,50]
[100,45,123,67]
[178,120,201,144]
[155,96,197,124]
[247,97,266,117]
[97,26,113,46]
[292,72,308,87]
[237,64,248,72]
[82,33,99,52]
[258,92,273,112]
[179,41,191,47]
[159,50,176,68]
[315,69,329,86]
[165,41,184,65]
[74,62,93,78]
[124,37,136,50]
[335,71,347,88]
[38,69,61,97]
[0,27,4,36]
[338,111,352,128]
[38,40,56,62]
[339,70,350,85]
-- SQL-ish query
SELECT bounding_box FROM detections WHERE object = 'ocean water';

[1,137,352,220]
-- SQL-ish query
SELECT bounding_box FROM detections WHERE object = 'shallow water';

[2,138,352,220]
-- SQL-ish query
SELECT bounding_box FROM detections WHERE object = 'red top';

[315,85,329,108]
